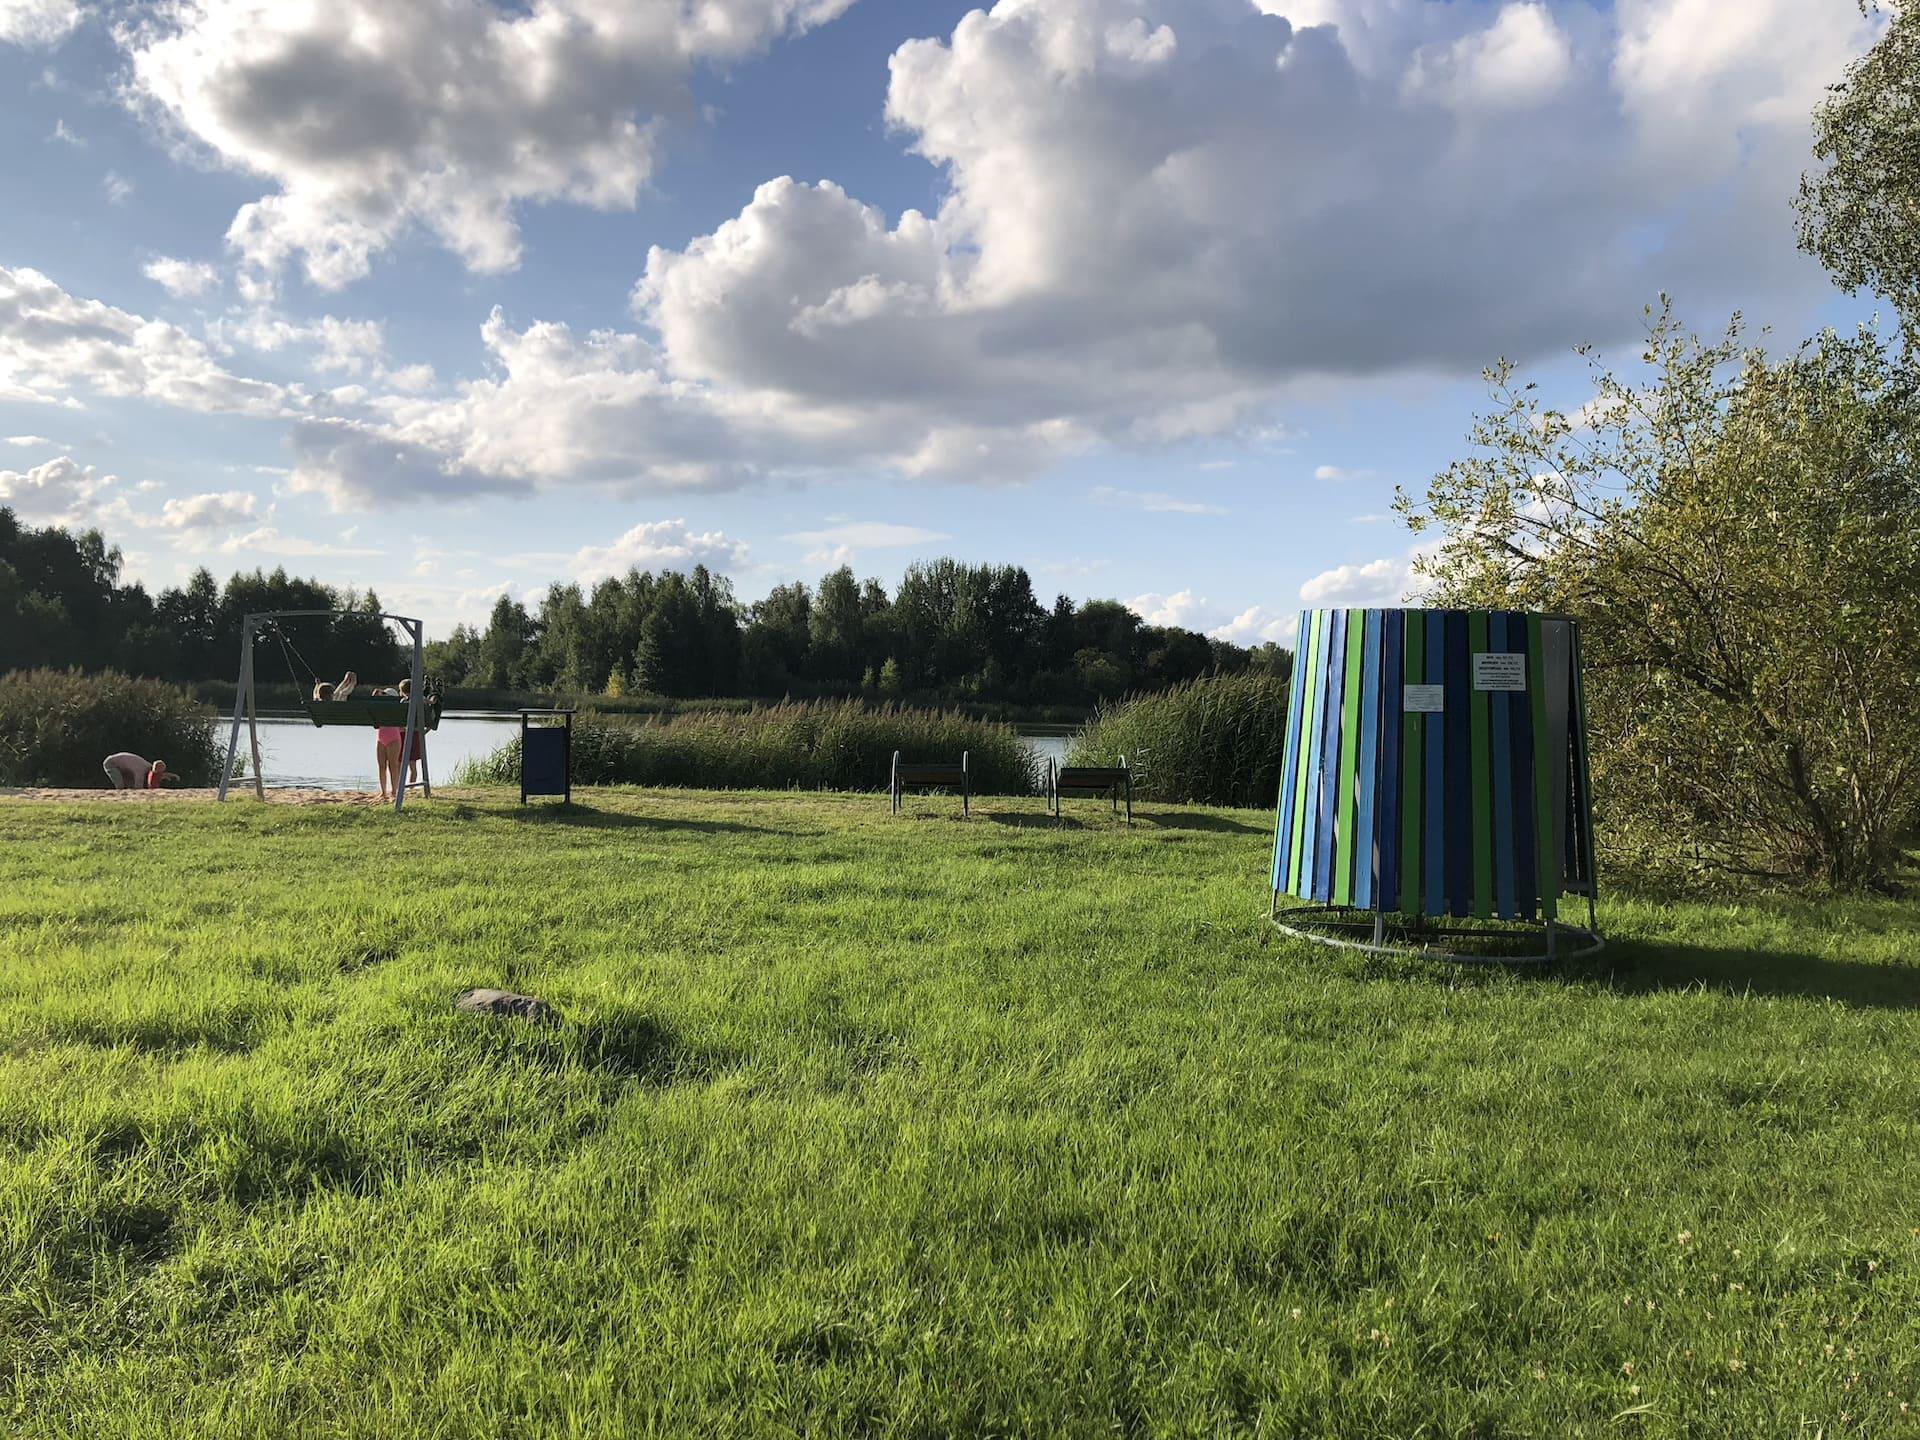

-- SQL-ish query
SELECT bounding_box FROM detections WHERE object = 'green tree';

[808,565,865,685]
[476,594,537,690]
[1799,2,1920,331]
[1400,305,1920,889]
[742,581,812,694]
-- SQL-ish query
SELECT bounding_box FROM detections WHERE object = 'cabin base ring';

[1269,900,1603,965]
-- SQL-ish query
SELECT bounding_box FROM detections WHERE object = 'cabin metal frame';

[216,609,431,811]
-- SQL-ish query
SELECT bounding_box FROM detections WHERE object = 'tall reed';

[1066,672,1291,808]
[0,669,222,786]
[454,700,1038,794]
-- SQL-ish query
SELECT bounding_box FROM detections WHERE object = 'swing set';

[216,609,442,811]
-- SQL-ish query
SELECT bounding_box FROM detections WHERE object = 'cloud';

[13,0,1879,511]
[624,0,1866,465]
[125,0,858,289]
[1314,465,1377,482]
[214,310,388,374]
[0,0,79,46]
[782,519,948,567]
[0,265,289,415]
[0,454,113,522]
[102,171,132,205]
[570,518,749,583]
[1404,3,1572,110]
[158,489,257,530]
[6,434,52,446]
[143,256,221,298]
[1211,604,1298,646]
[217,525,383,558]
[1298,555,1411,606]
[1089,486,1227,516]
[48,118,83,145]
[1126,588,1213,630]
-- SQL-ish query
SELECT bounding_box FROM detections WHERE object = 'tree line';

[0,517,1285,708]
[431,559,1286,706]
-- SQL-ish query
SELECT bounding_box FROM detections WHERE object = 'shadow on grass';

[1139,812,1266,835]
[1562,937,1920,1012]
[979,809,1142,830]
[462,1008,733,1087]
[487,802,789,836]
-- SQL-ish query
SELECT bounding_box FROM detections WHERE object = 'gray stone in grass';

[454,988,559,1024]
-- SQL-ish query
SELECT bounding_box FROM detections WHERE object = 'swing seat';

[305,695,442,732]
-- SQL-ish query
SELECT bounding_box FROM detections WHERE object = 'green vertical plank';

[1398,613,1423,916]
[1288,610,1322,895]
[1332,608,1365,906]
[1528,613,1557,921]
[1469,610,1494,919]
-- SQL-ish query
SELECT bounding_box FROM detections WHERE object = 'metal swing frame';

[216,609,432,812]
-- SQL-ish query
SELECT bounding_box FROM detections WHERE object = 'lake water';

[237,712,1072,792]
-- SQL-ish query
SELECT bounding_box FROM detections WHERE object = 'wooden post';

[218,619,250,802]
[244,624,264,800]
[411,620,430,799]
[396,619,424,811]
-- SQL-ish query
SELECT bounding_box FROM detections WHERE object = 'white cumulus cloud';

[570,518,749,583]
[1127,588,1213,630]
[783,520,949,567]
[143,256,221,298]
[1212,605,1298,646]
[0,454,113,522]
[0,0,79,47]
[0,265,288,415]
[1298,555,1411,607]
[126,0,858,289]
[158,489,257,530]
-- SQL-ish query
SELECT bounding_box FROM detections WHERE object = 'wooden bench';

[890,750,970,816]
[1047,755,1132,826]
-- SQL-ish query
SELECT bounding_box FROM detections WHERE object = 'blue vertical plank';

[1314,609,1347,902]
[1271,608,1310,892]
[1377,609,1403,910]
[1298,611,1330,899]
[1444,610,1473,918]
[1422,610,1446,916]
[1489,613,1516,919]
[1353,609,1382,909]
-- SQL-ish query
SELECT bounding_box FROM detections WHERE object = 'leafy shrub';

[454,700,1038,794]
[1067,672,1291,808]
[0,669,222,786]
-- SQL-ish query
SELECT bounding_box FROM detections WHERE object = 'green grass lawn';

[2,789,1916,1438]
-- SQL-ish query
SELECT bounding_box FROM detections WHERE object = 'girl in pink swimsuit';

[375,725,403,800]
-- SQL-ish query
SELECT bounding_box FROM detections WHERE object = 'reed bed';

[455,699,1038,794]
[1067,672,1291,808]
[0,668,222,787]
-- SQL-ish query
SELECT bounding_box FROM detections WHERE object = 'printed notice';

[1473,652,1527,691]
[1403,683,1445,713]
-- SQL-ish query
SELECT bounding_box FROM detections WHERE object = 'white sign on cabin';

[1403,683,1446,713]
[1473,652,1527,691]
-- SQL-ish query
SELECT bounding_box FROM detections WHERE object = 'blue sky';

[0,0,1884,643]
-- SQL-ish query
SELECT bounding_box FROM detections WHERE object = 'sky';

[0,0,1889,646]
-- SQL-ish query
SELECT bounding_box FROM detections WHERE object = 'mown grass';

[0,789,1915,1437]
